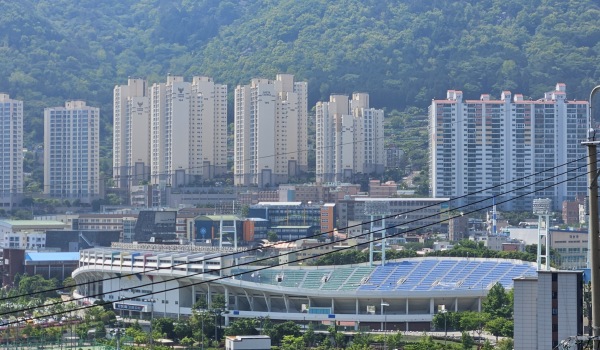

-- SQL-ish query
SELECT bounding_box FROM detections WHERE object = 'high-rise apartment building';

[315,93,385,183]
[44,101,100,202]
[429,83,588,211]
[113,78,150,189]
[192,76,229,178]
[0,94,23,208]
[234,74,308,187]
[150,75,228,188]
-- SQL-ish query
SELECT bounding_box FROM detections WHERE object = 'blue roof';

[25,252,80,262]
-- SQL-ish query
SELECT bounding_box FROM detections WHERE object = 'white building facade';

[44,101,100,202]
[234,74,308,187]
[0,220,67,249]
[113,78,150,189]
[0,94,23,208]
[514,271,583,349]
[316,93,384,183]
[150,76,227,188]
[429,83,588,211]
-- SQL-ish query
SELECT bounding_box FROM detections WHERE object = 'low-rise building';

[225,335,271,350]
[0,220,67,249]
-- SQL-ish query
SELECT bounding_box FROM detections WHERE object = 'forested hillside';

[1,0,599,153]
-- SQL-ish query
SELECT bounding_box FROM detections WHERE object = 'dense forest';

[1,0,600,159]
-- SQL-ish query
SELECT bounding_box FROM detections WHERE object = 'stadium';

[72,245,537,332]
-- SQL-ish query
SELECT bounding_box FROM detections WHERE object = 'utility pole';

[584,85,600,350]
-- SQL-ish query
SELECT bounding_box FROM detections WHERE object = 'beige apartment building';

[149,75,228,187]
[315,93,385,184]
[234,74,308,187]
[113,78,150,189]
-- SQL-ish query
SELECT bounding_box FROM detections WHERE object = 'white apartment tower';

[0,94,23,208]
[44,101,100,202]
[192,76,228,178]
[429,83,588,211]
[234,74,308,187]
[150,75,227,188]
[113,78,150,189]
[316,93,385,183]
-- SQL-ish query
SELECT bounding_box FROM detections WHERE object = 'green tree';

[303,321,316,348]
[16,274,58,300]
[496,338,514,350]
[281,334,306,350]
[264,321,301,345]
[404,334,440,350]
[461,331,474,350]
[153,318,175,339]
[485,317,513,340]
[173,321,193,340]
[349,332,372,348]
[62,276,77,291]
[481,340,494,350]
[193,298,208,310]
[211,294,226,310]
[267,231,279,242]
[482,283,512,319]
[458,311,489,336]
[225,318,259,336]
[386,331,404,349]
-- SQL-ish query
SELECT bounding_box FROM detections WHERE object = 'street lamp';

[381,302,389,350]
[439,306,448,346]
[110,323,124,350]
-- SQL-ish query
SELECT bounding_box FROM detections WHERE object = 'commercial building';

[234,74,308,186]
[429,83,588,211]
[337,197,450,235]
[514,270,583,349]
[150,75,228,188]
[507,227,587,269]
[0,220,68,249]
[44,101,100,202]
[113,78,150,189]
[0,94,22,209]
[315,93,385,183]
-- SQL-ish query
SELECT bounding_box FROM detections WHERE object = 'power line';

[0,156,591,324]
[0,153,589,305]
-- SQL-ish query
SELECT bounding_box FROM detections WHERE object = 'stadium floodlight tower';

[364,200,391,266]
[533,198,552,270]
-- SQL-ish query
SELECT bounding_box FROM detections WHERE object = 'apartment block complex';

[234,74,308,187]
[113,78,150,189]
[149,75,228,188]
[429,83,588,211]
[44,101,100,202]
[0,94,23,208]
[315,93,385,183]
